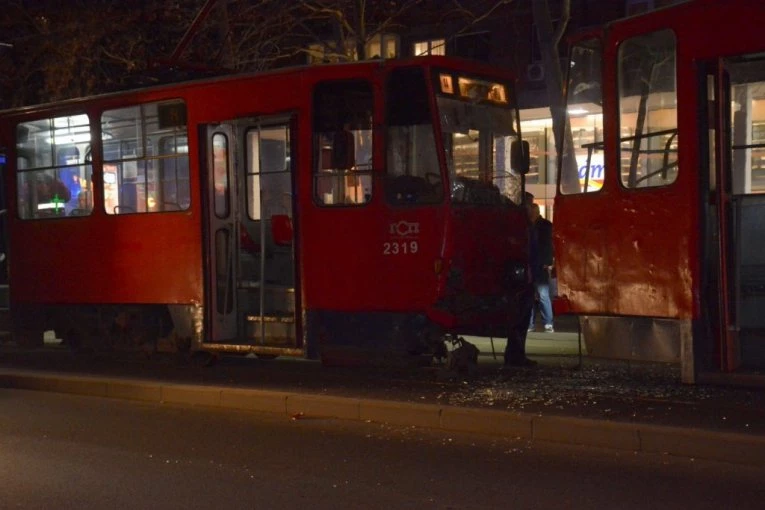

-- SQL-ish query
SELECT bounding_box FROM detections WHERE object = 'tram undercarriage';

[11,303,202,357]
[8,303,462,367]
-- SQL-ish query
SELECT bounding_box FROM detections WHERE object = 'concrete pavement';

[467,330,585,359]
[2,333,765,467]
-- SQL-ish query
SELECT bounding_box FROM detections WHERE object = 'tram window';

[212,133,230,217]
[385,67,443,205]
[246,125,291,221]
[101,100,190,215]
[436,73,521,205]
[560,38,605,195]
[312,80,373,206]
[15,114,94,219]
[618,30,679,189]
[727,55,765,195]
[159,136,191,210]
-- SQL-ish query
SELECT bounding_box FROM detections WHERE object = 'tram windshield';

[385,67,522,206]
[385,67,444,206]
[436,73,522,205]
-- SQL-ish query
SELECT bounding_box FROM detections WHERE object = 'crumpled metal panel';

[581,315,687,363]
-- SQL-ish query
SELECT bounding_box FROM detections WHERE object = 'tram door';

[706,56,765,371]
[205,117,297,351]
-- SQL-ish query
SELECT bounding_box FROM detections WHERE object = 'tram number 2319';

[383,241,419,255]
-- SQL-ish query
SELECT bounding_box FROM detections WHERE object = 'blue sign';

[579,164,604,179]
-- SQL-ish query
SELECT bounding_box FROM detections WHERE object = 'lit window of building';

[367,34,399,59]
[413,39,446,57]
[307,34,400,64]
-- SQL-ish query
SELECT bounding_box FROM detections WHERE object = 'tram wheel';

[255,354,278,360]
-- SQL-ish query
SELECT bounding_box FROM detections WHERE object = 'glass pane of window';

[313,80,373,206]
[413,42,429,57]
[212,133,230,217]
[101,100,190,214]
[520,125,549,186]
[436,72,521,206]
[16,114,94,219]
[158,137,190,211]
[618,30,678,189]
[385,67,442,206]
[561,38,604,195]
[248,130,262,220]
[384,38,398,59]
[727,55,765,195]
[247,125,292,221]
[413,39,445,57]
[368,40,381,59]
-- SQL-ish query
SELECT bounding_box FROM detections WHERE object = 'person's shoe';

[544,324,554,333]
[527,327,535,332]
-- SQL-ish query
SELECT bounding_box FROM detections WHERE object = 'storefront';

[520,106,605,222]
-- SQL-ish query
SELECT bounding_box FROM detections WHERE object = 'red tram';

[554,0,765,383]
[0,56,530,364]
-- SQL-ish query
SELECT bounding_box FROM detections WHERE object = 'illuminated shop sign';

[578,154,604,191]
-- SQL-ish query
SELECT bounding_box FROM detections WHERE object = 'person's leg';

[537,283,554,330]
[504,283,535,366]
[528,296,536,331]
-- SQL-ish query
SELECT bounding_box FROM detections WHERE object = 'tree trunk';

[531,0,579,193]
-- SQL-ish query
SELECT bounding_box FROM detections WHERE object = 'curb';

[2,369,764,466]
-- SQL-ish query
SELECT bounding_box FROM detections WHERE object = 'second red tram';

[0,56,530,364]
[555,0,765,383]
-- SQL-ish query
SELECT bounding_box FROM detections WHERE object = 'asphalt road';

[2,389,764,510]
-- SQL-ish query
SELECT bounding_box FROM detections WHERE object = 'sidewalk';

[1,335,765,467]
[467,330,584,359]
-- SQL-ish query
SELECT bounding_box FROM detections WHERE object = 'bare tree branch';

[0,0,529,107]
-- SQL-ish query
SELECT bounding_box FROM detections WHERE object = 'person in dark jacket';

[503,193,537,368]
[528,202,555,332]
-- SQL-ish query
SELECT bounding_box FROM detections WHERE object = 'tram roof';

[0,55,516,119]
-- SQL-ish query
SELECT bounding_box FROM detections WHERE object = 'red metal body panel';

[300,205,445,312]
[437,206,528,329]
[555,186,694,318]
[12,214,202,305]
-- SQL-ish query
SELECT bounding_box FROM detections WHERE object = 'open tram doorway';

[703,55,765,373]
[204,116,299,357]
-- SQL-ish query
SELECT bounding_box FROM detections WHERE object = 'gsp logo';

[389,220,420,237]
